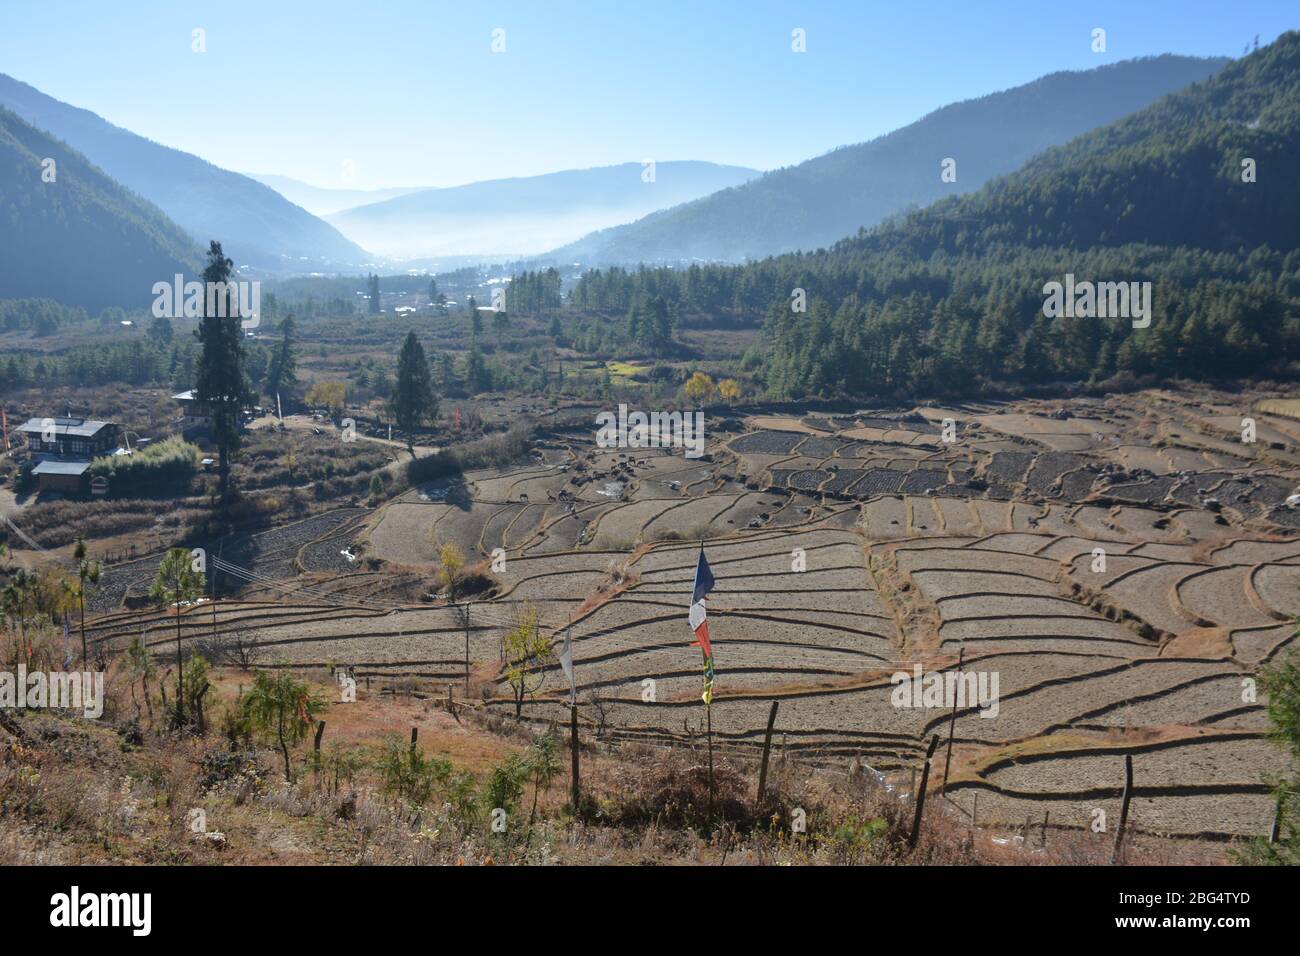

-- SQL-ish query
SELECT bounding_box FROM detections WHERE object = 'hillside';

[567,35,1300,398]
[0,656,1211,867]
[840,40,1300,259]
[550,55,1229,266]
[0,74,371,274]
[0,106,199,310]
[327,161,760,260]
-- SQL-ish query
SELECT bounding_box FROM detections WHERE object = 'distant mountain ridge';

[247,174,428,217]
[0,73,371,274]
[0,106,200,310]
[549,54,1230,266]
[326,161,761,260]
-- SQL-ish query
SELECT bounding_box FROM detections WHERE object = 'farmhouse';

[17,416,120,459]
[173,389,210,426]
[173,389,256,427]
[15,416,122,495]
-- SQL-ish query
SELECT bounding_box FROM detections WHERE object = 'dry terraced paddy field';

[68,388,1300,846]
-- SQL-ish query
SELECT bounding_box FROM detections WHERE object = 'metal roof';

[17,417,115,438]
[173,390,242,403]
[31,460,91,476]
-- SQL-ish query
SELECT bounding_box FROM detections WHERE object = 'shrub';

[482,754,528,830]
[89,435,199,495]
[375,735,476,827]
[603,752,752,832]
[405,425,531,487]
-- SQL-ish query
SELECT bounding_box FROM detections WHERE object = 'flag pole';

[565,617,580,813]
[706,699,714,819]
[701,537,715,819]
[691,536,716,822]
[570,697,580,813]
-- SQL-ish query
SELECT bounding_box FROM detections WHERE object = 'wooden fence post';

[907,735,941,850]
[410,726,418,750]
[1109,754,1133,865]
[196,685,209,736]
[756,700,780,807]
[314,720,325,753]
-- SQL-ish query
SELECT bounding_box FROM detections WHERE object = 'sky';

[0,1,1294,190]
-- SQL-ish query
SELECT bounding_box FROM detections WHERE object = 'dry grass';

[0,661,1236,866]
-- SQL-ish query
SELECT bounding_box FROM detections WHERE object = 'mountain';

[0,106,199,310]
[246,174,428,217]
[843,45,1299,259]
[568,34,1300,397]
[326,161,760,260]
[550,55,1230,266]
[0,74,371,273]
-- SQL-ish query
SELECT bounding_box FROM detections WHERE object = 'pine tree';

[266,314,298,407]
[437,351,455,392]
[390,331,438,457]
[194,241,254,501]
[464,339,489,394]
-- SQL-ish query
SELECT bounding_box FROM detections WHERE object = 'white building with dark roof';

[16,417,121,460]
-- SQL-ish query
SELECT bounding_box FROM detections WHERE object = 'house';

[16,417,121,460]
[15,416,121,495]
[173,389,255,427]
[173,390,211,426]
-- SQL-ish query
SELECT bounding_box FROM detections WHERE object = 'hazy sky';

[1,1,1293,190]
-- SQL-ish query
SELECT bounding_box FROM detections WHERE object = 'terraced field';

[62,388,1300,845]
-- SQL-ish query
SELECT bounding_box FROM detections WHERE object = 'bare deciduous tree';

[582,688,618,739]
[195,629,261,670]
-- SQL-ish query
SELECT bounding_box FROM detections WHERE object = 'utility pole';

[756,700,780,808]
[210,557,217,644]
[941,646,964,796]
[908,735,941,851]
[457,603,471,693]
[1110,755,1134,865]
[212,537,224,646]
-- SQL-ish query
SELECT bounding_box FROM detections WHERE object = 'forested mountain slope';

[0,73,370,273]
[0,106,199,311]
[550,55,1228,266]
[565,36,1300,398]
